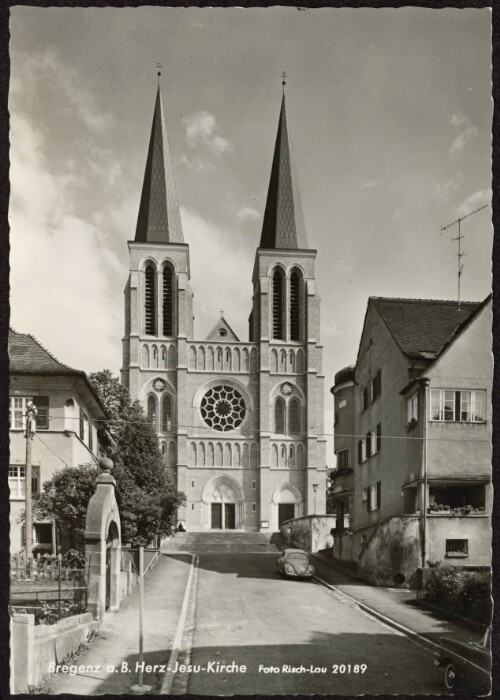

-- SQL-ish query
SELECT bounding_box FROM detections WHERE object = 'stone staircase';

[162,531,285,554]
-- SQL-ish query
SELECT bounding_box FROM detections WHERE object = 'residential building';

[330,296,492,586]
[121,86,326,532]
[9,329,106,554]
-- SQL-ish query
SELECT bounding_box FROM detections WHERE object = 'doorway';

[211,503,236,530]
[279,503,295,527]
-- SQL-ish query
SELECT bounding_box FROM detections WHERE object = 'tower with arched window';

[121,85,326,533]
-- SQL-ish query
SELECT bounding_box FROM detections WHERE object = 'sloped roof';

[9,329,78,374]
[370,297,483,360]
[259,94,309,250]
[9,329,107,416]
[135,87,184,244]
[205,316,240,342]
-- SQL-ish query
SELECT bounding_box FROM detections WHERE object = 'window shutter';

[366,432,372,458]
[376,481,382,509]
[358,440,362,465]
[376,423,382,452]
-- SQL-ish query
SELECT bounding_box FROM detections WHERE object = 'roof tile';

[371,297,482,359]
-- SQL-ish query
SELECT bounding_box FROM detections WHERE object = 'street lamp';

[312,483,319,514]
[25,401,37,560]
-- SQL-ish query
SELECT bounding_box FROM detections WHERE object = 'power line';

[42,415,491,443]
[33,433,70,468]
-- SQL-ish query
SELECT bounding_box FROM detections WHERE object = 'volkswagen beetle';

[277,549,315,579]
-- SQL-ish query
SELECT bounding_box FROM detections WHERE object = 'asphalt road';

[182,552,445,695]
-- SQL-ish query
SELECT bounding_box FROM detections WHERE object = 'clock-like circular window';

[200,384,246,432]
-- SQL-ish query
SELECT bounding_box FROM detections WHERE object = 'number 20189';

[332,664,367,674]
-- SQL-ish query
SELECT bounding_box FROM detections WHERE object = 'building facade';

[121,87,326,532]
[8,330,106,554]
[330,296,492,586]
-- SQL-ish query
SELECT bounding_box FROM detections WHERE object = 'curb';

[311,569,441,657]
[160,554,199,694]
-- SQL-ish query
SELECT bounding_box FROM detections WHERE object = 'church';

[121,84,326,532]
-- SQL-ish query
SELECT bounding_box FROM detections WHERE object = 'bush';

[423,564,491,624]
[459,571,492,624]
[63,549,86,569]
[424,564,463,603]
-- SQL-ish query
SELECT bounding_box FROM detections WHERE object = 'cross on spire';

[219,308,225,317]
[281,71,287,94]
[156,62,162,85]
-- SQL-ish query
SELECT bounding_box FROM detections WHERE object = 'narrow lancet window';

[290,271,300,341]
[275,397,285,433]
[163,266,174,336]
[272,269,284,340]
[162,395,173,432]
[144,265,156,335]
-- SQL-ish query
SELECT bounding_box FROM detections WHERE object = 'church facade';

[121,87,326,532]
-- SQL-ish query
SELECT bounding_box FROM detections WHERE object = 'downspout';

[420,377,430,569]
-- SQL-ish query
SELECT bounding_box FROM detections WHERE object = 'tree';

[36,371,185,550]
[35,464,99,551]
[88,371,185,546]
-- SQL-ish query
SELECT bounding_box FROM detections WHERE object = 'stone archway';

[84,458,121,621]
[271,484,303,532]
[201,476,244,531]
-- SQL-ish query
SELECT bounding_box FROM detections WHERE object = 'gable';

[205,316,240,342]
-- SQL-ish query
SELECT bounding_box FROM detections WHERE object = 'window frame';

[337,448,349,470]
[431,389,486,423]
[407,393,419,424]
[446,539,469,558]
[9,396,50,431]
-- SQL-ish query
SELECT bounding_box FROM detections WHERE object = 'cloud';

[180,207,252,339]
[450,125,479,158]
[11,48,114,135]
[9,68,126,374]
[183,110,232,155]
[433,177,460,201]
[178,153,217,172]
[449,113,469,128]
[455,188,492,219]
[236,206,260,222]
[361,180,379,189]
[448,113,479,159]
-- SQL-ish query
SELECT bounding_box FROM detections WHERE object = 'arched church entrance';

[201,477,243,530]
[271,485,302,532]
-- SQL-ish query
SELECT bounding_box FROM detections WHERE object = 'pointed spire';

[259,92,309,250]
[135,86,184,244]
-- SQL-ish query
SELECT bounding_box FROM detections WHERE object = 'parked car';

[277,549,315,579]
[434,626,491,693]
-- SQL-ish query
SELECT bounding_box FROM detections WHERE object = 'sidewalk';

[48,553,192,694]
[312,552,485,648]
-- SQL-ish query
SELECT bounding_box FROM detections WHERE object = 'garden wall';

[10,612,98,693]
[280,515,336,552]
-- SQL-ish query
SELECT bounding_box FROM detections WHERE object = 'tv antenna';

[440,203,488,310]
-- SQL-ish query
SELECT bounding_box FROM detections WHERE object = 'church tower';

[249,91,326,525]
[121,85,193,486]
[122,83,326,532]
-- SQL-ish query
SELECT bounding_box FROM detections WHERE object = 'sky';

[8,7,493,463]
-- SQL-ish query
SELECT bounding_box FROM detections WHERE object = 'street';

[174,552,445,695]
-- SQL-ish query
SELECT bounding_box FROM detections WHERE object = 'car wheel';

[444,664,456,690]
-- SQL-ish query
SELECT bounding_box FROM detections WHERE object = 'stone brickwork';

[120,88,327,532]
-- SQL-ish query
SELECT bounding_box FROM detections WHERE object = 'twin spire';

[135,87,184,244]
[135,84,309,250]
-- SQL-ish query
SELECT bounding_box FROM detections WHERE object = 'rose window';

[200,385,246,431]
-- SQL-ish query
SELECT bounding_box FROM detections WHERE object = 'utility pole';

[25,401,37,560]
[440,203,488,310]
